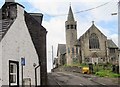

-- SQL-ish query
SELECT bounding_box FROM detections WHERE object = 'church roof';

[67,6,75,21]
[57,44,66,56]
[79,22,107,40]
[74,40,80,46]
[107,39,118,48]
[89,23,106,37]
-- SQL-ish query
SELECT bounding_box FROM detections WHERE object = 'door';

[9,60,19,87]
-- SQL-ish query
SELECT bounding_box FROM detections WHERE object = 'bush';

[95,70,120,78]
[95,71,107,77]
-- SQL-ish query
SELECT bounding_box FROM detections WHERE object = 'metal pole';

[35,68,37,87]
[118,0,120,74]
[21,65,23,87]
[52,46,54,69]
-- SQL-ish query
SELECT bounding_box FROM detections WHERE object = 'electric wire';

[50,1,112,17]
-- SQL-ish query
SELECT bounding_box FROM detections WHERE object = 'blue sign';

[21,58,25,66]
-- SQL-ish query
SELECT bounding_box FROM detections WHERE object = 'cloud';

[43,16,66,72]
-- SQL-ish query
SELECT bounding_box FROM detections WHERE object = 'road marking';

[101,83,106,85]
[79,84,83,86]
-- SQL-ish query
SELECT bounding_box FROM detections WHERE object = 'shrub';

[95,70,120,78]
[95,72,107,77]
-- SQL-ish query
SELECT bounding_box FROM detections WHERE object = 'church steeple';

[67,6,75,21]
[65,5,77,65]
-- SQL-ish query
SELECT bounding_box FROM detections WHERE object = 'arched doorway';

[91,52,98,64]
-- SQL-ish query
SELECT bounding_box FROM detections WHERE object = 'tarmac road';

[47,71,119,87]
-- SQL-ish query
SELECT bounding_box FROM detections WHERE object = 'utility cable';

[51,1,112,17]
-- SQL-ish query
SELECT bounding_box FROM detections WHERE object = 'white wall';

[0,39,2,87]
[0,4,40,86]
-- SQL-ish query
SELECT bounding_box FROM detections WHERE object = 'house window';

[9,60,19,86]
[89,33,100,49]
[10,63,17,84]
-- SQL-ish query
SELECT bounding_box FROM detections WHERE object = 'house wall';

[0,42,2,87]
[0,4,39,86]
[58,52,61,65]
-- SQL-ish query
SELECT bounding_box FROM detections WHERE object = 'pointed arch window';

[71,25,73,29]
[72,48,74,54]
[66,25,69,29]
[68,47,70,54]
[89,33,100,49]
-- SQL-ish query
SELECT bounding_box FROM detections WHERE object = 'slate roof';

[0,19,14,40]
[24,11,47,60]
[57,44,66,56]
[107,39,118,48]
[0,2,19,41]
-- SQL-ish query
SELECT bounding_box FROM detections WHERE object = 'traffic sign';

[21,58,25,66]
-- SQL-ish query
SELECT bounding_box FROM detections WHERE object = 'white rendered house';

[0,0,47,86]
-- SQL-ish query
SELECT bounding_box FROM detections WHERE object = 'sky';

[0,0,119,72]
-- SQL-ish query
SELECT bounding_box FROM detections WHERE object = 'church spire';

[67,5,75,21]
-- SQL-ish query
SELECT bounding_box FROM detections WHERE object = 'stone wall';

[52,66,82,73]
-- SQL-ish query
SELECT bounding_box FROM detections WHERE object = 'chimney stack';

[5,0,15,2]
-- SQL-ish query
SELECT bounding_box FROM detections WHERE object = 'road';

[47,71,117,87]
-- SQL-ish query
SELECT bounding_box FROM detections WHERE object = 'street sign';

[21,58,25,66]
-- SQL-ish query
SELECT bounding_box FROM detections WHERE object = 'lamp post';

[118,0,120,74]
[52,46,54,69]
[21,57,25,87]
[111,0,120,74]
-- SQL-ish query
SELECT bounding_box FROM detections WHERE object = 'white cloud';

[17,0,119,72]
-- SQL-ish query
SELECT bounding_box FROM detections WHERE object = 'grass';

[63,63,120,78]
[95,70,120,78]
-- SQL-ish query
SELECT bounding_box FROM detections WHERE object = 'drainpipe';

[35,65,40,87]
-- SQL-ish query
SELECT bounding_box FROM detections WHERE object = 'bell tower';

[65,6,77,65]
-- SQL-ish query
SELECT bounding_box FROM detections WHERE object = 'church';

[57,6,119,66]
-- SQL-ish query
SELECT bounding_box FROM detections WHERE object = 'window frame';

[89,33,100,49]
[9,60,19,87]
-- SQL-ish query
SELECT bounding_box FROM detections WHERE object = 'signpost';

[21,58,25,66]
[21,57,25,87]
